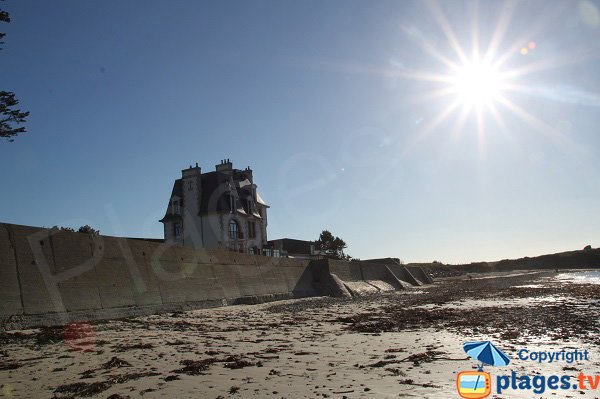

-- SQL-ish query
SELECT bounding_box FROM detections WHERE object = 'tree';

[50,225,100,235]
[0,9,8,47]
[1,3,29,141]
[316,229,351,260]
[78,225,100,235]
[1,91,29,140]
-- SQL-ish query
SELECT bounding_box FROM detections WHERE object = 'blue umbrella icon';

[463,341,510,392]
[464,341,510,369]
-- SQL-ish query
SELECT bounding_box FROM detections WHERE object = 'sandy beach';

[1,270,599,399]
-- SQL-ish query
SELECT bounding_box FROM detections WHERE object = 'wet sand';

[1,271,600,398]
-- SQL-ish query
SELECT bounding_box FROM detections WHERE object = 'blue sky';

[1,0,599,263]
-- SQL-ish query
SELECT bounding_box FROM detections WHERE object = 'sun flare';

[450,61,504,108]
[392,0,583,156]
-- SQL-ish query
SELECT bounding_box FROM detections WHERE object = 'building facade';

[160,159,269,253]
[266,238,323,259]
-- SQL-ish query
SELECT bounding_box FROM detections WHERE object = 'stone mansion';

[160,160,269,253]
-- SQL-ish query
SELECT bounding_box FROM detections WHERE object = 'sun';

[390,1,582,157]
[450,60,504,108]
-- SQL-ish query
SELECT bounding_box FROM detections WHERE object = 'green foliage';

[78,225,100,235]
[1,4,29,141]
[0,9,8,48]
[50,225,100,235]
[1,91,29,140]
[317,229,351,260]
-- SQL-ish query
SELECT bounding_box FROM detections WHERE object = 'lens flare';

[63,322,96,352]
[392,0,582,156]
[451,61,503,107]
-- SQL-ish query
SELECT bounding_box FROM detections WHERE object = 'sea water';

[555,270,600,284]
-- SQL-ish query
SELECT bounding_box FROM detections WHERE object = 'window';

[187,181,193,191]
[248,221,256,239]
[228,220,239,239]
[173,200,180,214]
[174,223,182,237]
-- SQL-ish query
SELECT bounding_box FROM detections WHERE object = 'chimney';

[182,162,201,178]
[216,158,233,172]
[245,166,253,183]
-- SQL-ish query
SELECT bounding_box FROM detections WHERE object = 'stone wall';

[0,223,432,329]
[0,223,315,329]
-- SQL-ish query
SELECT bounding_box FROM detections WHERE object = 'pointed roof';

[256,191,269,207]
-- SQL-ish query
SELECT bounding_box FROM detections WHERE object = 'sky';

[1,0,599,264]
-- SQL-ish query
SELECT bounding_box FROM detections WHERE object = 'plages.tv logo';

[456,341,511,399]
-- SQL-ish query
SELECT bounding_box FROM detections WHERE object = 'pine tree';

[1,3,29,141]
[317,230,351,260]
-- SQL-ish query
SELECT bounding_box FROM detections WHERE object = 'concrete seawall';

[0,223,432,329]
[311,259,428,297]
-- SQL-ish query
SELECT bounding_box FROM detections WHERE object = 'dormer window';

[172,200,180,214]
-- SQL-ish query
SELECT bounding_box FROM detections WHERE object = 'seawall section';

[0,223,432,329]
